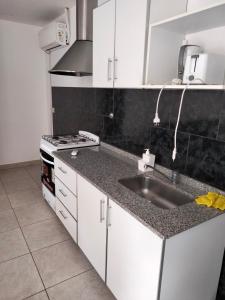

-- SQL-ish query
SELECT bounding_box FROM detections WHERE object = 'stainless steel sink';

[118,175,193,209]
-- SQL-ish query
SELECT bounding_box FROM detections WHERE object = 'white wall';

[0,19,51,165]
[50,6,92,87]
[186,26,225,55]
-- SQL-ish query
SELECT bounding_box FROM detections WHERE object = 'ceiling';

[0,0,75,27]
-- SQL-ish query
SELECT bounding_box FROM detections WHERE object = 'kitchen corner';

[1,0,225,299]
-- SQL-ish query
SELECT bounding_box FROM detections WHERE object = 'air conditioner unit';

[39,22,68,52]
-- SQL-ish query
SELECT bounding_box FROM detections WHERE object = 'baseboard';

[0,160,41,170]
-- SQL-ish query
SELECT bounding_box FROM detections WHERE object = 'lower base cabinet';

[78,175,107,281]
[56,199,77,243]
[106,199,163,300]
[54,157,225,300]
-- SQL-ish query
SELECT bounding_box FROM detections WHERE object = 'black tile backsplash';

[186,135,225,191]
[52,86,225,298]
[52,87,225,191]
[150,127,189,173]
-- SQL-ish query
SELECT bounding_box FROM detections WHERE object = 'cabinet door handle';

[114,58,118,80]
[107,205,112,227]
[59,210,67,219]
[59,189,67,197]
[100,200,105,223]
[58,166,67,174]
[107,58,112,81]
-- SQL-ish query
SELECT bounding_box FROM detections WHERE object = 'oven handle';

[40,154,54,166]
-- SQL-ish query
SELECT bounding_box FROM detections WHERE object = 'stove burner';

[42,132,99,149]
[59,140,68,144]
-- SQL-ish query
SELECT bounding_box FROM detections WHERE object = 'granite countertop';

[54,145,223,239]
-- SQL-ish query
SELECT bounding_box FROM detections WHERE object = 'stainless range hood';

[49,0,97,76]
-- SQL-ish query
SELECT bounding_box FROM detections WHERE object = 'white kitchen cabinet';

[146,1,225,87]
[187,0,225,12]
[93,0,149,87]
[160,214,225,300]
[56,199,77,243]
[106,199,163,300]
[93,0,115,88]
[150,0,187,23]
[55,177,77,220]
[77,175,107,280]
[55,157,77,195]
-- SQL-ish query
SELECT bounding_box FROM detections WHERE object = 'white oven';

[40,131,100,211]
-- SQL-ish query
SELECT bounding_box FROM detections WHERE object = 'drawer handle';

[58,166,67,174]
[59,210,67,219]
[107,205,112,227]
[59,189,67,197]
[100,200,105,223]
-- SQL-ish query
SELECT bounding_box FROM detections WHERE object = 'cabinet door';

[114,0,149,87]
[77,175,107,280]
[93,0,115,87]
[150,0,187,23]
[187,0,224,12]
[107,199,163,300]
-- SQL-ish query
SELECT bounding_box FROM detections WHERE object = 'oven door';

[40,149,55,195]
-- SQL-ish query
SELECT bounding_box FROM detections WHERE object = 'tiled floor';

[0,163,115,300]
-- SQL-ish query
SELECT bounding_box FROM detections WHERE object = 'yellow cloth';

[195,192,225,210]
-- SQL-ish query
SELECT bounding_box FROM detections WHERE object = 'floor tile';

[47,270,115,300]
[0,167,30,183]
[23,218,70,252]
[25,291,48,300]
[0,228,29,263]
[8,189,44,208]
[14,202,54,227]
[0,195,11,212]
[0,209,19,233]
[26,164,41,174]
[33,240,91,288]
[0,254,44,300]
[3,177,38,194]
[25,165,41,184]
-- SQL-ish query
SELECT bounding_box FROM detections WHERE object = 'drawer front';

[55,178,77,220]
[42,184,56,211]
[56,199,77,243]
[55,157,77,195]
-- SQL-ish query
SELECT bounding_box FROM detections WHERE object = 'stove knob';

[71,150,79,156]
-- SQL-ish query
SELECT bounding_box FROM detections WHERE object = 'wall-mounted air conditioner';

[39,22,68,52]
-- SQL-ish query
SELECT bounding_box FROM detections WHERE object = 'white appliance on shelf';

[183,53,225,84]
[40,131,100,210]
[39,21,68,52]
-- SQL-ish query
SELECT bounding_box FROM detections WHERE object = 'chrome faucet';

[144,164,179,185]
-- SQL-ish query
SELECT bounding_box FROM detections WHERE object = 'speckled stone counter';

[54,146,224,239]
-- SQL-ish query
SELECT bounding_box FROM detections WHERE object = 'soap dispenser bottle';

[143,149,151,164]
[138,149,155,172]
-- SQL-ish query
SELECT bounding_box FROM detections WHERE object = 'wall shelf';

[151,2,225,34]
[145,1,225,87]
[143,84,225,90]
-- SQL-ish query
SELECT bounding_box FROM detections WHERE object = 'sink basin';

[118,175,193,209]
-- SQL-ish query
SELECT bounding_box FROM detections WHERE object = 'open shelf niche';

[145,1,225,90]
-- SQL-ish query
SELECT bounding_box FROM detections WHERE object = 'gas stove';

[40,131,100,155]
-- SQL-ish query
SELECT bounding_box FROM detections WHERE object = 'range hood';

[49,0,97,76]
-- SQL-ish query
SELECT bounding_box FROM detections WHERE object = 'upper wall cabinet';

[145,0,225,88]
[150,0,187,23]
[187,0,225,12]
[93,0,149,88]
[93,0,115,88]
